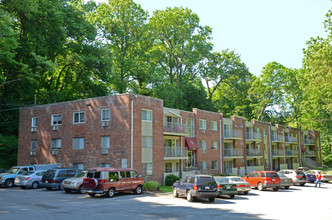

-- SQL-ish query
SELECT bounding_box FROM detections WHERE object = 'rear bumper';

[217,190,238,195]
[83,189,105,194]
[191,190,218,198]
[236,187,251,192]
[14,180,31,187]
[280,182,294,187]
[263,183,280,188]
[293,179,307,184]
[41,182,60,189]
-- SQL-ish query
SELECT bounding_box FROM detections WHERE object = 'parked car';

[14,170,46,189]
[227,176,251,195]
[0,169,7,174]
[243,171,281,191]
[308,170,332,183]
[213,176,237,198]
[0,164,60,188]
[173,174,217,202]
[82,168,144,198]
[278,169,307,186]
[304,171,316,183]
[277,173,294,189]
[61,171,86,193]
[41,168,81,190]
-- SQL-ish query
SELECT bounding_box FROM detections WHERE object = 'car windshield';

[266,173,279,178]
[7,167,20,174]
[75,171,85,178]
[229,177,245,182]
[214,177,229,184]
[277,173,286,178]
[197,177,216,185]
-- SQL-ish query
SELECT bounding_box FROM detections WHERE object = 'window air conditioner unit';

[31,127,37,133]
[202,150,206,154]
[102,121,109,127]
[53,126,59,131]
[51,150,58,155]
[30,151,36,156]
[102,149,109,154]
[201,129,206,134]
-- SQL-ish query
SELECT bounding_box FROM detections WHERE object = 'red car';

[243,171,281,191]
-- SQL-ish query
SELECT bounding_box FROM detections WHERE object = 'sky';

[98,0,331,76]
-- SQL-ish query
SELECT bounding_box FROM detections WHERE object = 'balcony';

[272,134,285,142]
[246,149,262,157]
[164,147,187,159]
[246,132,262,141]
[304,138,315,145]
[246,166,264,174]
[305,150,316,157]
[286,150,298,157]
[272,149,285,157]
[224,148,243,158]
[163,122,187,136]
[224,129,243,140]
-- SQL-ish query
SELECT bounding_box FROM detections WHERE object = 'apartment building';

[18,94,322,183]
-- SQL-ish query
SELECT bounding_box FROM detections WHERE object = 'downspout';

[299,127,302,167]
[131,98,133,169]
[269,123,273,170]
[220,119,223,174]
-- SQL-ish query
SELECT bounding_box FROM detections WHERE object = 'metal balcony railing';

[224,148,243,157]
[224,129,243,139]
[304,139,315,145]
[272,134,285,142]
[272,149,285,156]
[286,150,298,156]
[246,149,262,157]
[164,147,187,158]
[306,150,316,156]
[163,122,187,133]
[246,132,262,141]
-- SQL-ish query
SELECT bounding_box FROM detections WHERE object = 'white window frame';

[102,163,110,168]
[73,163,84,170]
[199,119,206,130]
[142,109,152,121]
[30,140,37,151]
[224,124,231,137]
[52,114,62,125]
[73,111,85,124]
[212,160,218,170]
[101,136,110,149]
[32,117,38,127]
[142,163,153,175]
[211,121,217,131]
[200,161,207,170]
[142,136,153,148]
[101,108,110,121]
[51,138,61,149]
[200,140,207,150]
[211,141,218,150]
[73,137,85,149]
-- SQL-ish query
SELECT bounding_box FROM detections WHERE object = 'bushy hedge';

[144,181,160,191]
[165,174,180,186]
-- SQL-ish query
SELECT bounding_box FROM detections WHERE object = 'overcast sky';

[98,0,331,76]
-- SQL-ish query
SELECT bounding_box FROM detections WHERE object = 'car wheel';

[134,185,142,194]
[173,187,178,198]
[257,182,264,191]
[284,186,290,189]
[31,181,39,189]
[78,185,84,194]
[186,191,194,202]
[273,187,279,191]
[58,184,64,190]
[88,193,95,197]
[5,179,14,188]
[208,197,215,202]
[300,183,305,186]
[106,188,115,198]
[243,191,249,195]
[64,188,71,193]
[230,194,235,199]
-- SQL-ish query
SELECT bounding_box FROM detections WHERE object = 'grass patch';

[159,186,172,193]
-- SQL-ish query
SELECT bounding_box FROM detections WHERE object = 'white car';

[278,169,307,186]
[61,171,86,193]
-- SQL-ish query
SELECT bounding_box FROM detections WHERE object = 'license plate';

[45,181,48,183]
[226,186,231,189]
[205,186,210,190]
[272,179,275,181]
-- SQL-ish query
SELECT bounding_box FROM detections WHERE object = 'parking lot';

[0,182,331,220]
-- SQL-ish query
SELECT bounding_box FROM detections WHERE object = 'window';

[199,119,206,130]
[73,137,84,149]
[142,136,153,148]
[121,159,127,168]
[52,114,62,125]
[211,121,217,131]
[130,170,139,178]
[101,163,110,168]
[109,171,119,182]
[101,136,110,148]
[200,161,207,170]
[212,161,218,170]
[142,109,152,121]
[264,129,267,137]
[73,112,85,124]
[142,163,153,175]
[211,141,218,150]
[200,140,206,150]
[30,140,37,151]
[32,117,38,127]
[185,118,195,137]
[224,124,231,137]
[165,163,172,173]
[51,138,61,149]
[73,163,84,170]
[101,108,110,121]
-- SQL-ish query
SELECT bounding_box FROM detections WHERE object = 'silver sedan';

[14,170,46,189]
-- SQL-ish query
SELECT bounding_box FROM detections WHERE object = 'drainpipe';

[299,127,302,167]
[220,119,223,174]
[269,123,273,170]
[131,98,133,169]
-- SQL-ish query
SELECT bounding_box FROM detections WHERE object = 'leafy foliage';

[143,181,160,191]
[164,174,180,186]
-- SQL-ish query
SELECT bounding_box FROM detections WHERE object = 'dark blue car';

[304,171,316,183]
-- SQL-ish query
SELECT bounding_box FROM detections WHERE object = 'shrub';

[144,181,160,191]
[164,174,180,186]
